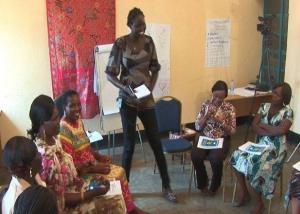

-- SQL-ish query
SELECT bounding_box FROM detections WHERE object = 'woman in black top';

[106,7,177,203]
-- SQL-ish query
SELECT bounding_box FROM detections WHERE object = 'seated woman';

[191,80,236,196]
[1,136,45,214]
[286,169,300,214]
[14,185,58,214]
[56,90,146,214]
[230,82,293,214]
[28,95,125,213]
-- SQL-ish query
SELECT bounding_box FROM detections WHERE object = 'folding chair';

[154,96,192,172]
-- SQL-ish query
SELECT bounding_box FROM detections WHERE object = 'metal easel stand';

[107,124,147,163]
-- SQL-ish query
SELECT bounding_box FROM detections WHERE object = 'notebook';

[130,84,151,99]
[105,180,122,196]
[197,136,223,149]
[293,161,300,171]
[239,141,269,155]
[86,131,103,143]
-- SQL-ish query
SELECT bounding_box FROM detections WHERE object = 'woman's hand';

[258,123,269,130]
[212,110,225,125]
[88,177,110,197]
[98,155,111,164]
[91,163,111,174]
[123,85,136,98]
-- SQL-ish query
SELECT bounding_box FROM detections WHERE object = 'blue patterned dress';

[230,103,293,199]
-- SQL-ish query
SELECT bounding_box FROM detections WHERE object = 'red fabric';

[46,0,115,118]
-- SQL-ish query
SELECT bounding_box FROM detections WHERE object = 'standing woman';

[57,90,147,214]
[105,7,177,202]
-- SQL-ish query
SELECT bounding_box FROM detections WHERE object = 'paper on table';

[293,161,300,171]
[105,180,122,196]
[233,87,271,97]
[86,131,103,143]
[238,141,270,155]
[132,84,151,99]
[233,87,255,97]
[197,136,223,149]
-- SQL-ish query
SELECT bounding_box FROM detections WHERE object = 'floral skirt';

[65,194,126,214]
[230,138,286,199]
[79,164,135,214]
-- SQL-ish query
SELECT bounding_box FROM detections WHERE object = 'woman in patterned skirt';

[230,82,293,214]
[29,94,126,213]
[57,90,147,214]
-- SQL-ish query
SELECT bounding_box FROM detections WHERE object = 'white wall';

[285,0,300,133]
[0,0,263,147]
[0,0,52,147]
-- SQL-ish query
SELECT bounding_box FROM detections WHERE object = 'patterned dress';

[105,35,160,110]
[36,138,126,214]
[195,100,236,138]
[59,117,135,213]
[230,103,293,199]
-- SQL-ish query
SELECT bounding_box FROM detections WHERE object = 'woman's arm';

[251,113,268,135]
[195,102,216,131]
[257,120,292,136]
[217,104,236,135]
[64,183,110,207]
[149,71,159,91]
[195,113,210,131]
[251,113,292,136]
[91,150,111,164]
[105,38,135,97]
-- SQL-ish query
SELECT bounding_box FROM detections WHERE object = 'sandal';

[162,187,178,203]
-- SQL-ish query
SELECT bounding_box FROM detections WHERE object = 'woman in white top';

[1,136,44,214]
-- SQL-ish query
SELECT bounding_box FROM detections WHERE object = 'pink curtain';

[46,0,115,118]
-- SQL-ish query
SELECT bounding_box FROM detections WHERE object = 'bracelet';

[80,191,85,201]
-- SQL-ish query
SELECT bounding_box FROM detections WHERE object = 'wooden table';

[225,93,272,117]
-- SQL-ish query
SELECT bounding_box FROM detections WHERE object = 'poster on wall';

[145,23,171,98]
[205,19,231,68]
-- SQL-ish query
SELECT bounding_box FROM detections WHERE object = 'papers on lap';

[86,131,103,143]
[197,136,223,149]
[105,180,122,196]
[293,161,300,172]
[130,84,151,99]
[238,141,269,155]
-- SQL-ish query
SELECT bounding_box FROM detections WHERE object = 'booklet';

[238,141,270,155]
[130,84,151,99]
[105,180,122,196]
[197,136,223,149]
[293,161,300,172]
[86,131,103,143]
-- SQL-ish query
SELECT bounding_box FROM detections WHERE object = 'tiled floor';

[111,125,297,214]
[0,124,298,213]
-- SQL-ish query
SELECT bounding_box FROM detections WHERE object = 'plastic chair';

[153,96,192,172]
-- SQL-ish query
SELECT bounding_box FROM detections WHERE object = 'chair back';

[155,96,181,133]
